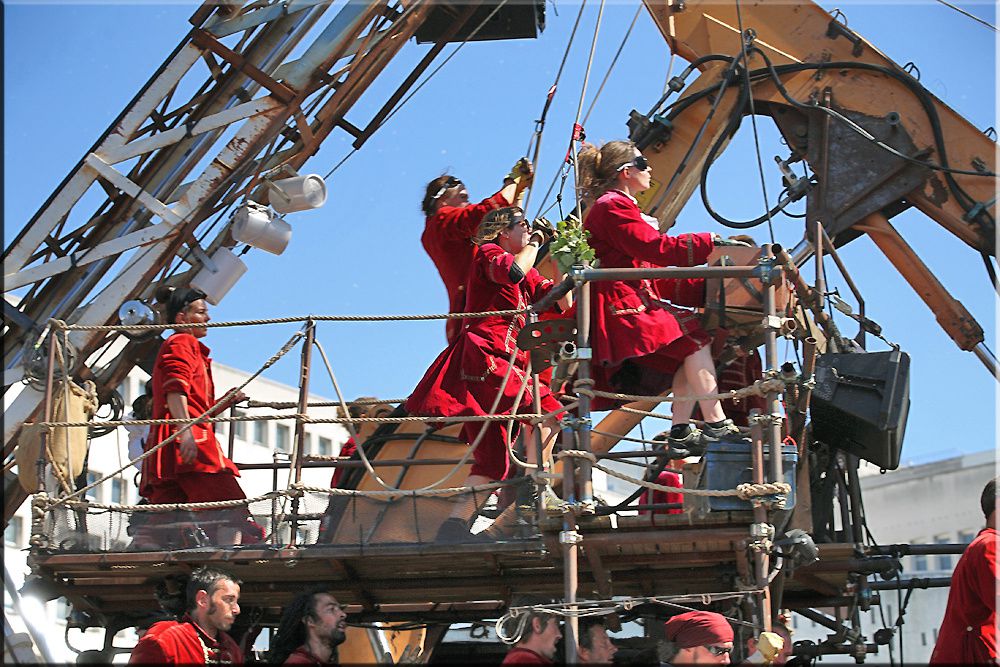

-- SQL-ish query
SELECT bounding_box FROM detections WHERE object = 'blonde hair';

[473,206,524,244]
[576,140,637,204]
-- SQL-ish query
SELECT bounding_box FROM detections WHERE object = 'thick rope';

[48,308,528,332]
[575,377,787,405]
[556,450,790,499]
[42,331,305,508]
[45,478,528,514]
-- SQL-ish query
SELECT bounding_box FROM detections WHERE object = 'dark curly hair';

[421,174,458,216]
[267,585,340,664]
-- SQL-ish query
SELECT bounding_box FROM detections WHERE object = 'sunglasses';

[704,645,733,657]
[617,155,650,172]
[432,177,465,200]
[506,213,528,230]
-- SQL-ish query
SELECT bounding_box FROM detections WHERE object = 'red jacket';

[140,333,239,496]
[330,437,356,488]
[406,243,561,420]
[422,190,509,343]
[501,647,554,664]
[583,189,714,371]
[129,616,244,664]
[930,527,997,664]
[283,646,336,665]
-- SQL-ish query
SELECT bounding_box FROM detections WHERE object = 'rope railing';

[45,308,529,333]
[556,449,790,500]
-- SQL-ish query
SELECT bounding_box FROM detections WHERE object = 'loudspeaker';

[810,349,910,470]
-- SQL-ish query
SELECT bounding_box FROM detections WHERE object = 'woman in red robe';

[407,206,569,541]
[421,162,532,343]
[577,140,746,455]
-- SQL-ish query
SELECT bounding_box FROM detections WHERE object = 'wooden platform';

[27,510,860,628]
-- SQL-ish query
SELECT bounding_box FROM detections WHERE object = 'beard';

[331,626,347,646]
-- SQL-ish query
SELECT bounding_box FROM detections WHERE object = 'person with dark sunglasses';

[420,160,533,344]
[406,206,570,543]
[660,610,735,665]
[575,140,745,457]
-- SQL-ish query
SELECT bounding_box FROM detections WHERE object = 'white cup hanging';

[231,202,292,255]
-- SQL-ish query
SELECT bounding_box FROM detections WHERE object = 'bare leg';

[671,369,694,426]
[683,345,726,423]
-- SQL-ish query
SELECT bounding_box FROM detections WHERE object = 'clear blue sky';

[4,1,996,465]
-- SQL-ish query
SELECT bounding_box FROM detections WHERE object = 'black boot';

[434,517,492,544]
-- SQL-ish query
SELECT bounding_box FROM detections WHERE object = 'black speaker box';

[415,1,544,44]
[810,349,910,470]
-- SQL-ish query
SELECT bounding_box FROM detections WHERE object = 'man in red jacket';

[930,478,997,664]
[139,287,256,547]
[129,567,244,664]
[420,161,531,343]
[501,603,562,665]
[268,585,348,665]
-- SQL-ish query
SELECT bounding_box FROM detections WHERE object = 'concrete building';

[788,448,996,664]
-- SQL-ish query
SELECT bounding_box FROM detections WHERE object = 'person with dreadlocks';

[137,286,259,547]
[268,585,348,665]
[406,206,570,542]
[421,160,533,343]
[576,140,749,457]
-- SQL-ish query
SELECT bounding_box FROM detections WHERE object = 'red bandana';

[664,611,734,648]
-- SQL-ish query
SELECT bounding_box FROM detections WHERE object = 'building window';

[85,472,101,503]
[275,424,291,453]
[254,421,268,446]
[111,478,126,505]
[318,437,333,456]
[958,530,975,545]
[233,411,246,440]
[303,433,312,455]
[911,540,927,572]
[935,535,953,571]
[216,420,226,437]
[5,516,22,547]
[920,632,927,646]
[118,379,131,404]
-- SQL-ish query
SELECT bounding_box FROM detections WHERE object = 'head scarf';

[663,611,733,649]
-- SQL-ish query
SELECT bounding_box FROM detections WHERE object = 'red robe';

[930,527,997,664]
[129,616,244,665]
[501,647,554,665]
[423,190,509,343]
[583,190,714,408]
[140,333,240,498]
[406,243,562,481]
[283,646,336,665]
[330,437,356,488]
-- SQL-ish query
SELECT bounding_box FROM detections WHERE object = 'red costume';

[930,527,997,664]
[330,437,356,488]
[140,333,255,541]
[406,243,562,481]
[638,470,683,516]
[129,616,244,665]
[501,647,554,665]
[283,646,336,665]
[423,190,509,343]
[583,190,714,410]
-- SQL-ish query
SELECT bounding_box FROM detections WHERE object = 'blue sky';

[4,1,996,465]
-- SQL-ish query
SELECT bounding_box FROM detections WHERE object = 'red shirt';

[406,243,561,420]
[501,647,554,664]
[283,646,336,665]
[329,437,356,488]
[583,189,713,371]
[140,333,240,496]
[930,527,997,664]
[422,190,509,343]
[129,616,244,665]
